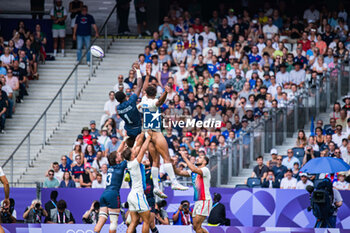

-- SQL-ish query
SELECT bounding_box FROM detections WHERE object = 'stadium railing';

[1,3,117,184]
[209,60,350,187]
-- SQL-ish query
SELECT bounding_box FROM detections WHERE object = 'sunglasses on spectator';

[277,158,282,160]
[337,128,342,130]
[49,173,54,176]
[288,151,293,153]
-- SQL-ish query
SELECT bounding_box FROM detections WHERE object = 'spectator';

[23,199,48,223]
[47,200,75,224]
[59,155,71,172]
[44,191,58,223]
[263,17,279,39]
[92,151,108,172]
[82,201,100,224]
[333,172,349,190]
[105,134,120,154]
[302,145,315,166]
[47,162,63,182]
[296,173,313,190]
[100,91,118,128]
[59,171,76,188]
[116,0,131,35]
[50,0,68,57]
[336,109,348,129]
[332,125,346,148]
[154,200,169,225]
[43,169,60,188]
[282,149,300,170]
[262,170,280,188]
[250,156,268,181]
[173,200,192,225]
[272,155,288,183]
[208,193,229,226]
[79,163,93,188]
[0,91,7,133]
[89,120,100,137]
[68,0,83,49]
[267,148,278,169]
[71,155,85,187]
[159,16,174,40]
[92,173,105,188]
[69,142,84,163]
[73,5,99,65]
[280,169,297,189]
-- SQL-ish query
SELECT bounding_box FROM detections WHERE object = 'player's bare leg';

[0,225,4,233]
[148,142,167,198]
[138,211,151,233]
[151,132,188,191]
[127,211,139,233]
[193,215,208,233]
[94,207,120,233]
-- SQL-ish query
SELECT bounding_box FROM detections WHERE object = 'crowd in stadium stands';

[0,21,46,133]
[42,1,350,194]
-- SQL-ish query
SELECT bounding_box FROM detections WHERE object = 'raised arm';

[136,132,152,164]
[133,63,143,96]
[171,157,191,177]
[179,151,203,176]
[142,65,151,92]
[155,86,170,107]
[0,174,10,207]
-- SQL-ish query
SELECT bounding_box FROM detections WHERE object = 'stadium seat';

[293,147,305,158]
[247,178,261,188]
[235,184,249,188]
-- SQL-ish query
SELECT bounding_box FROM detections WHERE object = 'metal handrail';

[0,11,49,15]
[2,4,117,178]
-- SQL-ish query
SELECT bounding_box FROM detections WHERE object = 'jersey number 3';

[106,173,112,186]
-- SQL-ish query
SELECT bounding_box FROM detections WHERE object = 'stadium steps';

[17,39,148,186]
[0,39,115,179]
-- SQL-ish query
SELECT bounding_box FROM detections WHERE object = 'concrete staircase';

[0,38,113,182]
[17,39,147,186]
[225,109,334,188]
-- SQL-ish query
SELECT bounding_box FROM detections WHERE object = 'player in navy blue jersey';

[94,142,128,233]
[115,63,143,141]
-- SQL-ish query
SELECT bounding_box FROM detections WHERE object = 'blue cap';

[90,120,96,125]
[77,134,83,139]
[111,134,118,139]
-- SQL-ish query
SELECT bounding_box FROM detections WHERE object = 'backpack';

[311,179,335,220]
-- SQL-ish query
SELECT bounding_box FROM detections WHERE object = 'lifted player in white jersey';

[137,67,188,199]
[121,131,153,233]
[173,152,212,233]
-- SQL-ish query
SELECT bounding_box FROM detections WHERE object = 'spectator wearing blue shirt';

[89,120,100,137]
[59,156,71,172]
[159,16,174,40]
[282,149,300,170]
[172,200,193,225]
[149,32,162,48]
[73,5,99,64]
[222,121,233,139]
[71,155,84,186]
[248,46,262,64]
[105,134,120,154]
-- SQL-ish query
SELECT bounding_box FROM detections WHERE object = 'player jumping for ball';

[173,152,212,233]
[137,67,189,195]
[94,142,128,233]
[121,130,153,233]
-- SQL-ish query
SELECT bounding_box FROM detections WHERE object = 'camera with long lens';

[182,203,189,210]
[35,203,41,210]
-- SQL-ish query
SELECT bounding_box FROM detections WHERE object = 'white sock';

[61,49,65,54]
[54,49,57,56]
[164,163,177,183]
[151,167,160,189]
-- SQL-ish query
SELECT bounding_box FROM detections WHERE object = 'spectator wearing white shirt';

[200,25,217,47]
[282,149,300,170]
[289,62,305,87]
[113,75,130,92]
[256,35,266,56]
[332,125,347,148]
[92,151,108,172]
[280,169,297,189]
[276,63,290,87]
[263,17,278,39]
[99,91,118,128]
[296,173,314,190]
[202,39,219,57]
[52,162,64,182]
[92,173,106,188]
[303,5,320,23]
[226,9,237,27]
[333,172,349,190]
[245,62,263,80]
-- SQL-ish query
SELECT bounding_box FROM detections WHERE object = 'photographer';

[82,201,100,224]
[172,200,192,225]
[154,200,169,225]
[23,199,48,223]
[302,146,315,166]
[0,199,16,223]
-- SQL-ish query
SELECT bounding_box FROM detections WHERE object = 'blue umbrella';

[300,157,350,174]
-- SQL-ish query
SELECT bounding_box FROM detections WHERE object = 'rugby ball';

[90,45,104,58]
